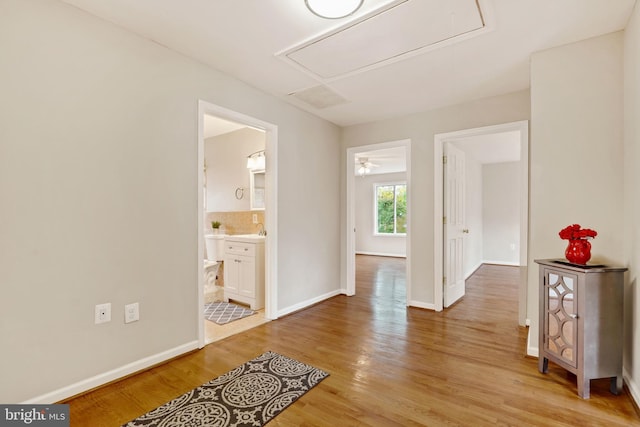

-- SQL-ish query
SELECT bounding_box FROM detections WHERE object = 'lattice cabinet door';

[543,271,578,368]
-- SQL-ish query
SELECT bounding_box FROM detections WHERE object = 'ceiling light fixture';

[305,0,364,19]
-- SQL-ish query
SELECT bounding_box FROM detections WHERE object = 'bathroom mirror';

[250,170,265,210]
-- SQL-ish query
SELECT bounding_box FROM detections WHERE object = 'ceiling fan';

[356,157,379,176]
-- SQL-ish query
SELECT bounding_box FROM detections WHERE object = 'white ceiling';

[281,0,487,80]
[354,146,407,175]
[353,130,519,176]
[451,131,521,164]
[203,115,247,139]
[60,0,635,127]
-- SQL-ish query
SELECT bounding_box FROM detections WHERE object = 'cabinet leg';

[577,377,590,399]
[538,357,548,374]
[610,376,623,395]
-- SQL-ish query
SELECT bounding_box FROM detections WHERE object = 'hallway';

[66,257,639,426]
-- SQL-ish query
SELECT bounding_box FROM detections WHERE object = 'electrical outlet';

[125,302,139,324]
[95,303,111,324]
[252,214,258,224]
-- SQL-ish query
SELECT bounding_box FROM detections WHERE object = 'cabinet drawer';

[225,241,255,256]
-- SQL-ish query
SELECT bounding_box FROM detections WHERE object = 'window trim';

[373,181,407,236]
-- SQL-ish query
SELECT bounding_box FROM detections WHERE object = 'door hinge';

[443,156,447,164]
[443,216,447,224]
[443,276,446,284]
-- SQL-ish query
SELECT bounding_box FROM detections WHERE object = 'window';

[375,183,406,235]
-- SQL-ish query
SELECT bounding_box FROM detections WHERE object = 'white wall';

[205,128,264,212]
[463,156,483,276]
[342,90,530,305]
[482,162,520,265]
[355,172,406,257]
[623,1,640,406]
[0,0,340,403]
[529,32,624,357]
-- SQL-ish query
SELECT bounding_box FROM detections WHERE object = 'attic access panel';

[281,0,486,80]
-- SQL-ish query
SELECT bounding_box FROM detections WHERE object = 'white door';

[443,143,466,307]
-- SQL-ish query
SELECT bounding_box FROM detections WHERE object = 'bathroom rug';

[204,301,256,325]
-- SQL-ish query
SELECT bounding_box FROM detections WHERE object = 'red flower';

[559,224,597,240]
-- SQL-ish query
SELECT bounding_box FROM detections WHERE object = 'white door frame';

[345,139,412,303]
[433,120,528,320]
[197,100,279,348]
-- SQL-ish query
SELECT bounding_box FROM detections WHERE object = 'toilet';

[204,260,223,302]
[205,234,226,262]
[204,234,226,302]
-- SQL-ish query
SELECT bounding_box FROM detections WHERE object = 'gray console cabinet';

[536,259,626,399]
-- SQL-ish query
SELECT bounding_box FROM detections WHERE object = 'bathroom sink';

[226,234,266,243]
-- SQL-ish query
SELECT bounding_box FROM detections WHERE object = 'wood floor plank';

[64,257,640,426]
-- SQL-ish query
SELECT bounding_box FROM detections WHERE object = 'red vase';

[565,239,592,264]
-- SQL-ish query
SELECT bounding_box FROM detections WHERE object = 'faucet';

[257,223,266,236]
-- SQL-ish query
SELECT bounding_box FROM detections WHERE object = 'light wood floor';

[204,308,269,344]
[65,256,640,426]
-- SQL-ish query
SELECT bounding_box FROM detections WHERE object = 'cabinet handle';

[244,248,248,251]
[569,314,578,319]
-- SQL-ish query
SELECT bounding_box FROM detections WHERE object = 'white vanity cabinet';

[223,236,265,310]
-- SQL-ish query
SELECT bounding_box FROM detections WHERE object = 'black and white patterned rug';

[121,351,329,427]
[204,301,256,325]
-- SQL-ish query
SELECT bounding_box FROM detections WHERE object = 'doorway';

[346,140,411,303]
[197,101,278,348]
[433,121,529,324]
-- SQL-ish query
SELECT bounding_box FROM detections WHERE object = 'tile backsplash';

[206,211,265,235]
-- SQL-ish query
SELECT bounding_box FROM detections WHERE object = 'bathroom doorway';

[197,101,278,348]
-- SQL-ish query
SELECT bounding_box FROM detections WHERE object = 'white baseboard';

[277,289,342,317]
[408,300,436,310]
[21,340,199,404]
[356,251,406,258]
[482,260,521,267]
[464,262,484,279]
[623,367,640,408]
[526,326,539,357]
